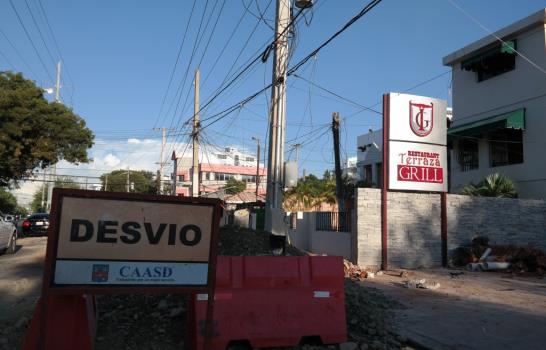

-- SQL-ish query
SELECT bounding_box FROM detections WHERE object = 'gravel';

[2,227,407,350]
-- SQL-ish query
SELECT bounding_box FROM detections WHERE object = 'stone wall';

[355,188,546,269]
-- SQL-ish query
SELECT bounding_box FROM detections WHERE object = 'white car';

[0,215,17,254]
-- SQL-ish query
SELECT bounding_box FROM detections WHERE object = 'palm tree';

[461,173,517,198]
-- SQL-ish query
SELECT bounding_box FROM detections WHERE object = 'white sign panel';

[388,93,447,146]
[388,141,448,192]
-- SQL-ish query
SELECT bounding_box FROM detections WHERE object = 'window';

[364,165,372,183]
[461,40,517,82]
[246,157,255,162]
[217,154,227,160]
[241,175,256,183]
[489,129,523,167]
[215,173,235,181]
[234,155,240,166]
[177,175,184,182]
[457,138,479,172]
[201,172,210,181]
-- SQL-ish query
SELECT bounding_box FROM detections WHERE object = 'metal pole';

[252,137,261,199]
[41,166,46,211]
[441,192,448,267]
[332,112,344,211]
[55,61,61,103]
[126,168,130,193]
[192,69,200,197]
[265,0,291,233]
[172,151,178,196]
[381,94,390,271]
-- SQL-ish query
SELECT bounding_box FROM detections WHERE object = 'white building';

[342,156,358,180]
[443,9,546,199]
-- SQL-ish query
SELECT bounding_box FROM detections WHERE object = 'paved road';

[0,236,47,322]
[366,268,546,350]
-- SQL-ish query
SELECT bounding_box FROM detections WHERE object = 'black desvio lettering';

[180,224,201,246]
[120,221,141,244]
[97,220,118,243]
[70,219,93,242]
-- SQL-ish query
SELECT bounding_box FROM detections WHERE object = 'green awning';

[448,109,525,136]
[461,40,517,71]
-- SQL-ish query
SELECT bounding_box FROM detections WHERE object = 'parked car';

[21,213,50,236]
[0,215,17,254]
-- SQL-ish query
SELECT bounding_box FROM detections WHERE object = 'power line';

[8,0,54,83]
[0,28,40,80]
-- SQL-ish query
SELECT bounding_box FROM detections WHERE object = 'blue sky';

[1,0,544,203]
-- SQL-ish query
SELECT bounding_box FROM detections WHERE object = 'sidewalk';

[364,268,546,350]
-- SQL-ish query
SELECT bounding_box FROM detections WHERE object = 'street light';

[295,0,314,9]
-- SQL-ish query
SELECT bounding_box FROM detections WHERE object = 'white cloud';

[127,138,141,144]
[103,153,120,167]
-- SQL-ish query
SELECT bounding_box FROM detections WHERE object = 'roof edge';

[443,8,546,66]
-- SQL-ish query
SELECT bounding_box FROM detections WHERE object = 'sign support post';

[381,94,390,271]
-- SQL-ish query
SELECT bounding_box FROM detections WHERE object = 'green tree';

[224,178,246,195]
[100,170,156,194]
[0,187,18,213]
[461,173,517,198]
[30,176,81,212]
[0,72,94,185]
[284,173,338,211]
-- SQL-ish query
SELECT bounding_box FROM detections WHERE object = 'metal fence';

[315,211,351,232]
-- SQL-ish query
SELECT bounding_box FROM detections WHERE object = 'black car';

[22,213,50,236]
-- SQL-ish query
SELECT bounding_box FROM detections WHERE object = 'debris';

[343,260,372,281]
[376,271,384,276]
[339,342,358,350]
[449,271,464,278]
[482,262,510,270]
[403,279,440,290]
[399,271,408,278]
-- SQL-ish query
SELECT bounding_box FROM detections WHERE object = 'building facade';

[443,9,546,199]
[174,146,266,201]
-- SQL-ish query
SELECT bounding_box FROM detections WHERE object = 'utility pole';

[171,151,177,196]
[252,137,261,199]
[153,127,174,194]
[104,175,108,191]
[46,61,62,211]
[265,0,291,234]
[126,168,130,193]
[191,69,200,197]
[41,166,46,211]
[332,112,344,211]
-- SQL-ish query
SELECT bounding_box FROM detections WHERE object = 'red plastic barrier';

[22,295,97,350]
[188,256,346,349]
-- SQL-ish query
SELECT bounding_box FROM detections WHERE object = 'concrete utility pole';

[126,168,130,193]
[265,0,291,234]
[252,137,261,199]
[332,112,344,211]
[153,127,174,194]
[46,61,62,211]
[191,69,200,197]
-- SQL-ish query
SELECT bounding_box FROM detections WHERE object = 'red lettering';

[397,165,443,183]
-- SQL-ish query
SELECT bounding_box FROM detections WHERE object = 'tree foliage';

[30,176,81,213]
[100,170,156,194]
[0,187,18,213]
[461,173,517,198]
[0,72,94,185]
[224,178,246,195]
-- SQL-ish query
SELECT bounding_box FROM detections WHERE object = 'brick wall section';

[356,188,546,269]
[447,194,546,252]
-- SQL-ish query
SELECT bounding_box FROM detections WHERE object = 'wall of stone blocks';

[355,188,546,269]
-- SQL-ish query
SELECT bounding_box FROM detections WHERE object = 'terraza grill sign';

[387,93,448,192]
[49,192,218,288]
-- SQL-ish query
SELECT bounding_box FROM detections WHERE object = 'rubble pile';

[451,236,546,274]
[344,260,380,280]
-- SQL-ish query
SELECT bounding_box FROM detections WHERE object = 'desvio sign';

[45,189,221,291]
[387,93,448,192]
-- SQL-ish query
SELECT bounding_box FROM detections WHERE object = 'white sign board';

[386,93,448,192]
[388,93,447,146]
[388,141,448,192]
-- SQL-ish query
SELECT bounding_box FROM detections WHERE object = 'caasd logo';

[91,264,109,282]
[409,101,434,137]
